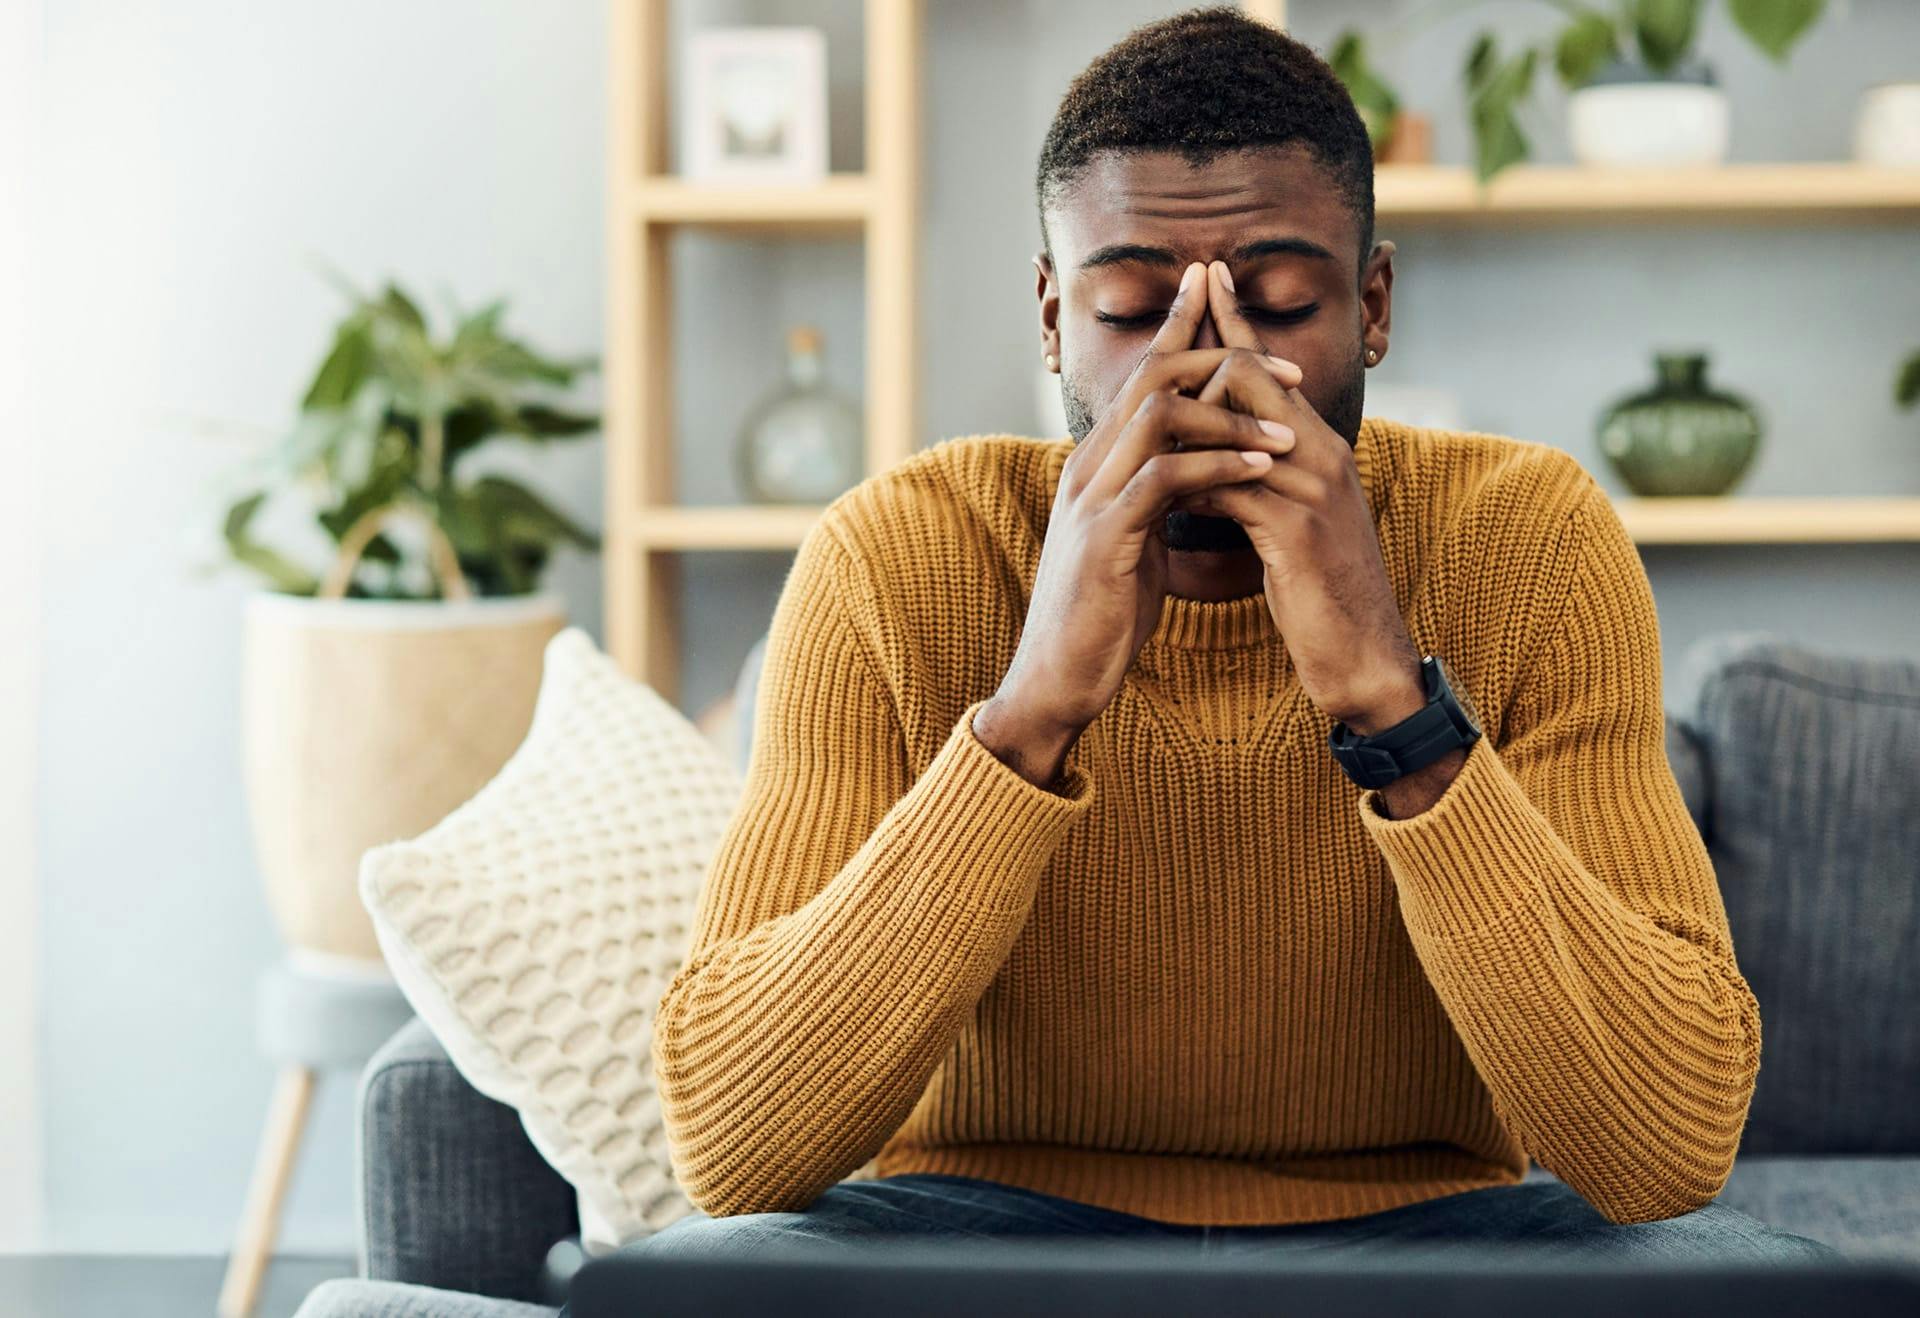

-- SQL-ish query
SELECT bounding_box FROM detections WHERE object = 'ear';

[1361,239,1394,369]
[1034,250,1061,373]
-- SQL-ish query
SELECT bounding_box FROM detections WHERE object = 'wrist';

[1336,664,1428,737]
[972,691,1084,792]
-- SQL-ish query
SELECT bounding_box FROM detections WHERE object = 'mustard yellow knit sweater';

[653,417,1759,1229]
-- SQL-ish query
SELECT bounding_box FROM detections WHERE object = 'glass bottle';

[733,325,864,504]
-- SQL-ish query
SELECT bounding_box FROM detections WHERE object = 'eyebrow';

[1076,236,1336,273]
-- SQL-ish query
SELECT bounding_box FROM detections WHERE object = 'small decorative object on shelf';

[1599,352,1762,498]
[734,324,863,504]
[1856,82,1920,167]
[1569,58,1727,168]
[682,26,828,184]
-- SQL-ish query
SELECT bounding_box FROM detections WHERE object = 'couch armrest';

[358,1017,579,1302]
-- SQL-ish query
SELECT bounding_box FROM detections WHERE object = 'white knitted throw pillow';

[360,626,740,1252]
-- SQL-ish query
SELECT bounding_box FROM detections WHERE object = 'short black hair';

[1035,6,1374,269]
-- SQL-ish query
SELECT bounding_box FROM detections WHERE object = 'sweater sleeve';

[651,518,1096,1217]
[1355,485,1759,1225]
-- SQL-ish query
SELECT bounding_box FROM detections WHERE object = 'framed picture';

[682,27,828,184]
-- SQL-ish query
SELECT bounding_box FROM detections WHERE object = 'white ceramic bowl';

[1569,82,1730,168]
[1855,82,1920,166]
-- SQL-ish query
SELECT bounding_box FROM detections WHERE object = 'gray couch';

[297,634,1920,1317]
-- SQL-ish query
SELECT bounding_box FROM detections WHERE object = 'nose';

[1193,311,1222,351]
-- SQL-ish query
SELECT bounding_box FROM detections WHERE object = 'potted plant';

[220,276,600,968]
[1330,1,1827,182]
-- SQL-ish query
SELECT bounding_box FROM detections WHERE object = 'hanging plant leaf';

[1631,0,1703,75]
[1897,351,1920,409]
[1727,0,1825,62]
[1328,30,1402,155]
[1465,33,1536,182]
[1554,7,1620,87]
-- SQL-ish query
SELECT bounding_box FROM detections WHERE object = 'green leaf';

[466,475,600,551]
[221,491,320,594]
[1897,351,1920,409]
[301,316,373,411]
[511,403,600,438]
[1727,0,1824,61]
[379,282,428,333]
[452,298,508,354]
[1631,0,1702,74]
[1554,8,1620,87]
[1328,30,1402,153]
[1464,34,1536,182]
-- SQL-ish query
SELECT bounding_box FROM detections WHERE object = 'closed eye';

[1095,303,1320,330]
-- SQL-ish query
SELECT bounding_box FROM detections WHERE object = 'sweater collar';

[1044,417,1391,654]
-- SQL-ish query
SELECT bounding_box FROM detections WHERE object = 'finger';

[1088,392,1294,505]
[1071,262,1209,478]
[1145,261,1211,362]
[1207,260,1266,353]
[1196,348,1302,427]
[1173,458,1327,519]
[1108,448,1278,535]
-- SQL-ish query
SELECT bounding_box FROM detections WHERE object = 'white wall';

[1,0,47,1254]
[35,0,608,1253]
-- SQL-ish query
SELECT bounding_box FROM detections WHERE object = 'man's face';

[1036,145,1393,552]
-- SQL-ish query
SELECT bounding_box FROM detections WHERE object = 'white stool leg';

[218,1065,318,1318]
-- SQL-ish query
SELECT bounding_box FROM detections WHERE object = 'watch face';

[1433,655,1484,734]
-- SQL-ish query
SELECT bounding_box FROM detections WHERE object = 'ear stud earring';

[1045,353,1058,370]
[1366,348,1379,365]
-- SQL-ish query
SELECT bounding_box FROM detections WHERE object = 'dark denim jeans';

[604,1171,1839,1265]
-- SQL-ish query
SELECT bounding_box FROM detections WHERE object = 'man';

[642,7,1833,1264]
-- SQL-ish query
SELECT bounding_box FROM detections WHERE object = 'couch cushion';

[1717,1156,1920,1264]
[1676,636,1920,1155]
[295,1279,556,1318]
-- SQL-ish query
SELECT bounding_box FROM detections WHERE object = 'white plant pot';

[1569,82,1730,168]
[1854,82,1920,167]
[241,591,566,967]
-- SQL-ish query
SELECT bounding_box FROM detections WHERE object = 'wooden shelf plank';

[629,174,875,229]
[628,504,827,550]
[621,497,1920,552]
[1378,163,1920,222]
[1613,496,1920,544]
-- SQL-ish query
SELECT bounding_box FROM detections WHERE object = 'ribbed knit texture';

[652,417,1761,1229]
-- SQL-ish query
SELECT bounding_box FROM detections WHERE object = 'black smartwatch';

[1328,654,1484,790]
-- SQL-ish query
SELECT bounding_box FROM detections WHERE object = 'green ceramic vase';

[1597,353,1761,497]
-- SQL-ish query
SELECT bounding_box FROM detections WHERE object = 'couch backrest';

[1668,634,1920,1156]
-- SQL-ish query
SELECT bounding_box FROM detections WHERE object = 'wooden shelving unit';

[604,0,921,702]
[603,0,1920,702]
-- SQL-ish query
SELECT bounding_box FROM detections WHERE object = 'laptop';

[569,1236,1920,1317]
